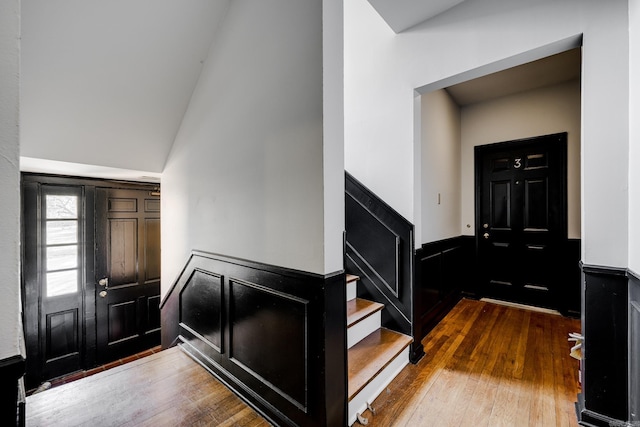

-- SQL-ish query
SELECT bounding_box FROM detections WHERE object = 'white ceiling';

[20,0,229,181]
[446,47,582,106]
[367,0,467,33]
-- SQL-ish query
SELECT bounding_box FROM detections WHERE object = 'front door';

[475,133,567,309]
[22,175,161,389]
[95,188,161,363]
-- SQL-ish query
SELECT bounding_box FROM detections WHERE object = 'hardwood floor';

[359,298,582,427]
[25,345,272,427]
[25,298,580,427]
[27,346,164,396]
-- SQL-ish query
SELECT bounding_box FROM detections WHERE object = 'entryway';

[21,173,161,390]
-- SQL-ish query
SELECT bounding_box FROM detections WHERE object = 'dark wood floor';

[25,298,581,427]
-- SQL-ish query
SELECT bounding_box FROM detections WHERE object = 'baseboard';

[575,392,626,427]
[0,354,26,427]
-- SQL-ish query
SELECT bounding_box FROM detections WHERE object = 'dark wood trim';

[576,392,624,427]
[0,354,26,426]
[161,250,346,427]
[579,264,628,424]
[21,172,159,191]
[629,273,640,423]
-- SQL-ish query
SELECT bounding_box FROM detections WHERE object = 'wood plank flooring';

[25,345,272,427]
[358,298,582,427]
[25,298,581,427]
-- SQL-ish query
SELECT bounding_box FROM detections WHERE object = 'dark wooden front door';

[22,175,161,389]
[95,188,161,363]
[475,133,567,309]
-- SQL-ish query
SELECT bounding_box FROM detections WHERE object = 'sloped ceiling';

[20,0,229,181]
[367,0,467,33]
[446,47,582,106]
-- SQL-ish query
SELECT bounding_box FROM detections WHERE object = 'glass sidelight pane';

[46,195,78,219]
[47,245,78,270]
[46,221,78,245]
[46,270,78,297]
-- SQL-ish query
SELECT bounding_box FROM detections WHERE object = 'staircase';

[346,274,413,426]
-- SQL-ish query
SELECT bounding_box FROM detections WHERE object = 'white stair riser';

[348,346,410,426]
[346,279,357,301]
[347,311,381,349]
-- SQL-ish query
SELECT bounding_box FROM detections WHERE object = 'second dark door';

[95,188,161,363]
[475,133,567,309]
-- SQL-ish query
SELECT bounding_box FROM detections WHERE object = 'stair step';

[347,328,413,401]
[347,298,384,328]
[347,299,384,348]
[346,274,359,302]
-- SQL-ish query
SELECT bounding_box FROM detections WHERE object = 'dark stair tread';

[347,328,413,400]
[347,298,384,328]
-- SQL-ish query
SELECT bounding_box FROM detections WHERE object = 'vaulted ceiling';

[20,0,230,182]
[19,0,579,182]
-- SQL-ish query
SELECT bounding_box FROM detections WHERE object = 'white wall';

[0,0,23,361]
[421,90,461,243]
[460,80,581,239]
[322,0,345,274]
[345,0,630,267]
[630,0,640,274]
[162,0,338,291]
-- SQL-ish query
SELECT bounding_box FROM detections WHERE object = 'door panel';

[476,133,567,309]
[96,188,161,363]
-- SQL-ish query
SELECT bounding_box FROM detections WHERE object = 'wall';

[421,89,461,243]
[630,0,640,275]
[460,80,581,238]
[0,0,22,361]
[162,0,336,290]
[345,0,630,268]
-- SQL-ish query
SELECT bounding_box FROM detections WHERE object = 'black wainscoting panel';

[345,172,414,344]
[180,270,223,352]
[161,251,346,427]
[345,195,400,297]
[229,279,307,410]
[578,264,628,425]
[630,270,640,423]
[414,236,473,343]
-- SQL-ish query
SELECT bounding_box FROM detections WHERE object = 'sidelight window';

[45,194,80,297]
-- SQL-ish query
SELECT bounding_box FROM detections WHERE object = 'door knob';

[483,233,490,239]
[99,290,107,298]
[98,278,109,287]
